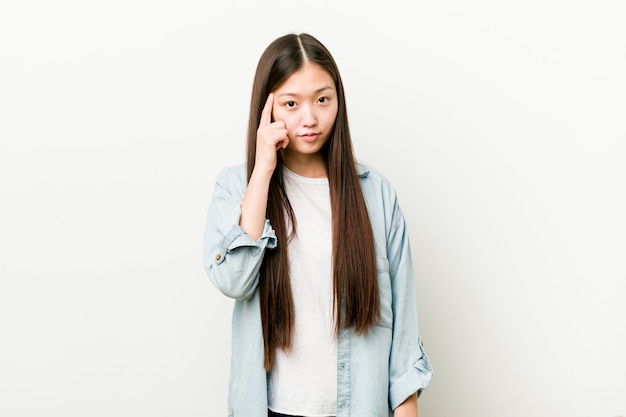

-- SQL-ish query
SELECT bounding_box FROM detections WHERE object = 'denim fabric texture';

[204,162,433,417]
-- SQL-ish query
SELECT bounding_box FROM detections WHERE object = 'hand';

[254,93,289,174]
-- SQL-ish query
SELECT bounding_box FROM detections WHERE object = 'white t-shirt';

[268,167,337,416]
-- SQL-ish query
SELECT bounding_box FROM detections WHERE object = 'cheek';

[273,110,295,133]
[271,106,288,124]
[285,121,297,139]
[324,108,338,127]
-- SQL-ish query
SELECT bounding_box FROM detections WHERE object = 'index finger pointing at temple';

[260,93,273,127]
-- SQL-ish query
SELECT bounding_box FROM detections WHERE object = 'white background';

[1,0,625,416]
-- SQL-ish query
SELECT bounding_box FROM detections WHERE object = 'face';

[271,63,338,166]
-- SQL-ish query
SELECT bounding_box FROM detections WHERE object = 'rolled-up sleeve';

[203,166,277,301]
[386,200,433,410]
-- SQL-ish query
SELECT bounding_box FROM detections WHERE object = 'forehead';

[275,63,336,95]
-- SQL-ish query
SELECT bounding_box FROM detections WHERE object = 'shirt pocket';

[376,256,393,329]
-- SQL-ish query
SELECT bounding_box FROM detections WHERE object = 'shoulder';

[355,160,398,199]
[355,160,407,233]
[210,164,248,200]
[215,163,247,185]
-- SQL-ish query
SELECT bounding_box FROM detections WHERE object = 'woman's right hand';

[240,94,287,240]
[254,93,289,175]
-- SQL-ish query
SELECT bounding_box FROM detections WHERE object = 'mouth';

[299,132,320,142]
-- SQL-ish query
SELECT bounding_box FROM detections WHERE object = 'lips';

[299,132,319,142]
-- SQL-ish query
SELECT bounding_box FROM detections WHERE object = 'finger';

[275,138,289,150]
[259,93,274,127]
[276,135,289,150]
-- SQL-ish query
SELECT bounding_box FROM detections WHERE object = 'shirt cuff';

[215,218,277,265]
[389,337,433,409]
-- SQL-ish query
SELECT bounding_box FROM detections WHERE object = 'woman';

[204,33,432,417]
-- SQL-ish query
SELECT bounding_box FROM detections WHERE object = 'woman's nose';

[301,105,317,127]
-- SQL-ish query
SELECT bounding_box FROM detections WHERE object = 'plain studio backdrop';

[1,0,625,416]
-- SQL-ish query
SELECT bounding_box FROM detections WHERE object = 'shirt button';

[215,254,221,261]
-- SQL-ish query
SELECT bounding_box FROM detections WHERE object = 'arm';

[203,93,288,300]
[240,92,288,240]
[394,392,418,417]
[203,167,276,300]
[386,193,433,410]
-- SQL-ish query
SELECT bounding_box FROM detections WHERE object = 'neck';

[281,151,327,178]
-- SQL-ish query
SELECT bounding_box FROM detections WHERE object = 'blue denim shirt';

[204,162,432,417]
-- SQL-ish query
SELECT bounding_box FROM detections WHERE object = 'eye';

[285,101,296,108]
[318,97,329,104]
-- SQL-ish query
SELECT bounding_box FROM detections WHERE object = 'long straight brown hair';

[246,33,379,370]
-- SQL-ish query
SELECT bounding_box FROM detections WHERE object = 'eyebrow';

[276,86,335,98]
